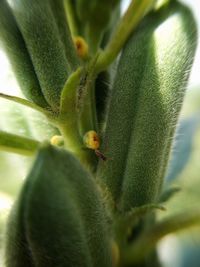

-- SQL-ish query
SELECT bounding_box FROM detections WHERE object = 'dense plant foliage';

[0,0,199,266]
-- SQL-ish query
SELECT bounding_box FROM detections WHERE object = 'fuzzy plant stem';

[0,0,49,108]
[56,68,83,149]
[64,0,80,36]
[56,68,97,169]
[10,0,70,110]
[0,93,52,116]
[49,0,80,72]
[78,65,99,136]
[0,131,40,156]
[95,0,156,73]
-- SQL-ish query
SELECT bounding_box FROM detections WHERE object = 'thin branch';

[95,0,156,73]
[0,130,40,156]
[58,68,83,150]
[64,0,79,36]
[0,93,52,116]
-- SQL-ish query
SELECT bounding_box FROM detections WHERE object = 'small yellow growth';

[73,36,89,59]
[111,241,120,267]
[50,135,64,147]
[83,130,100,150]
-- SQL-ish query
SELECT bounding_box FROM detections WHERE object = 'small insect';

[83,130,107,161]
[95,149,107,161]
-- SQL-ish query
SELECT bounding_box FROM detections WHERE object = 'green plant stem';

[58,68,82,146]
[58,123,96,170]
[123,210,200,264]
[57,122,82,153]
[79,80,98,135]
[57,68,97,169]
[0,93,52,116]
[86,24,102,55]
[0,130,40,156]
[95,0,156,73]
[77,56,99,135]
[155,0,171,10]
[90,80,98,132]
[64,0,79,36]
[50,0,80,72]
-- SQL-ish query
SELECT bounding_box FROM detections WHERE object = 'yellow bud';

[112,241,120,267]
[83,130,100,150]
[50,135,64,147]
[73,36,89,59]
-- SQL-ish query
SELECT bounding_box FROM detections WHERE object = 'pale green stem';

[123,210,200,265]
[58,123,96,171]
[57,67,97,170]
[90,79,98,132]
[0,130,40,156]
[77,56,99,135]
[58,68,83,149]
[0,93,52,116]
[57,121,82,152]
[86,24,103,55]
[79,79,98,135]
[95,0,156,73]
[64,0,79,36]
[155,0,171,10]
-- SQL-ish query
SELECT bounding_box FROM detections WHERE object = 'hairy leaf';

[0,0,48,108]
[97,2,197,211]
[10,0,70,110]
[5,145,113,267]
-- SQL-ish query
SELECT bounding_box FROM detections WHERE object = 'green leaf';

[0,0,49,108]
[5,194,35,267]
[5,145,113,267]
[95,0,156,72]
[10,0,70,110]
[97,1,197,210]
[49,0,80,72]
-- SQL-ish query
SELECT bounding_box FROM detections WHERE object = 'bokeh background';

[0,1,200,266]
